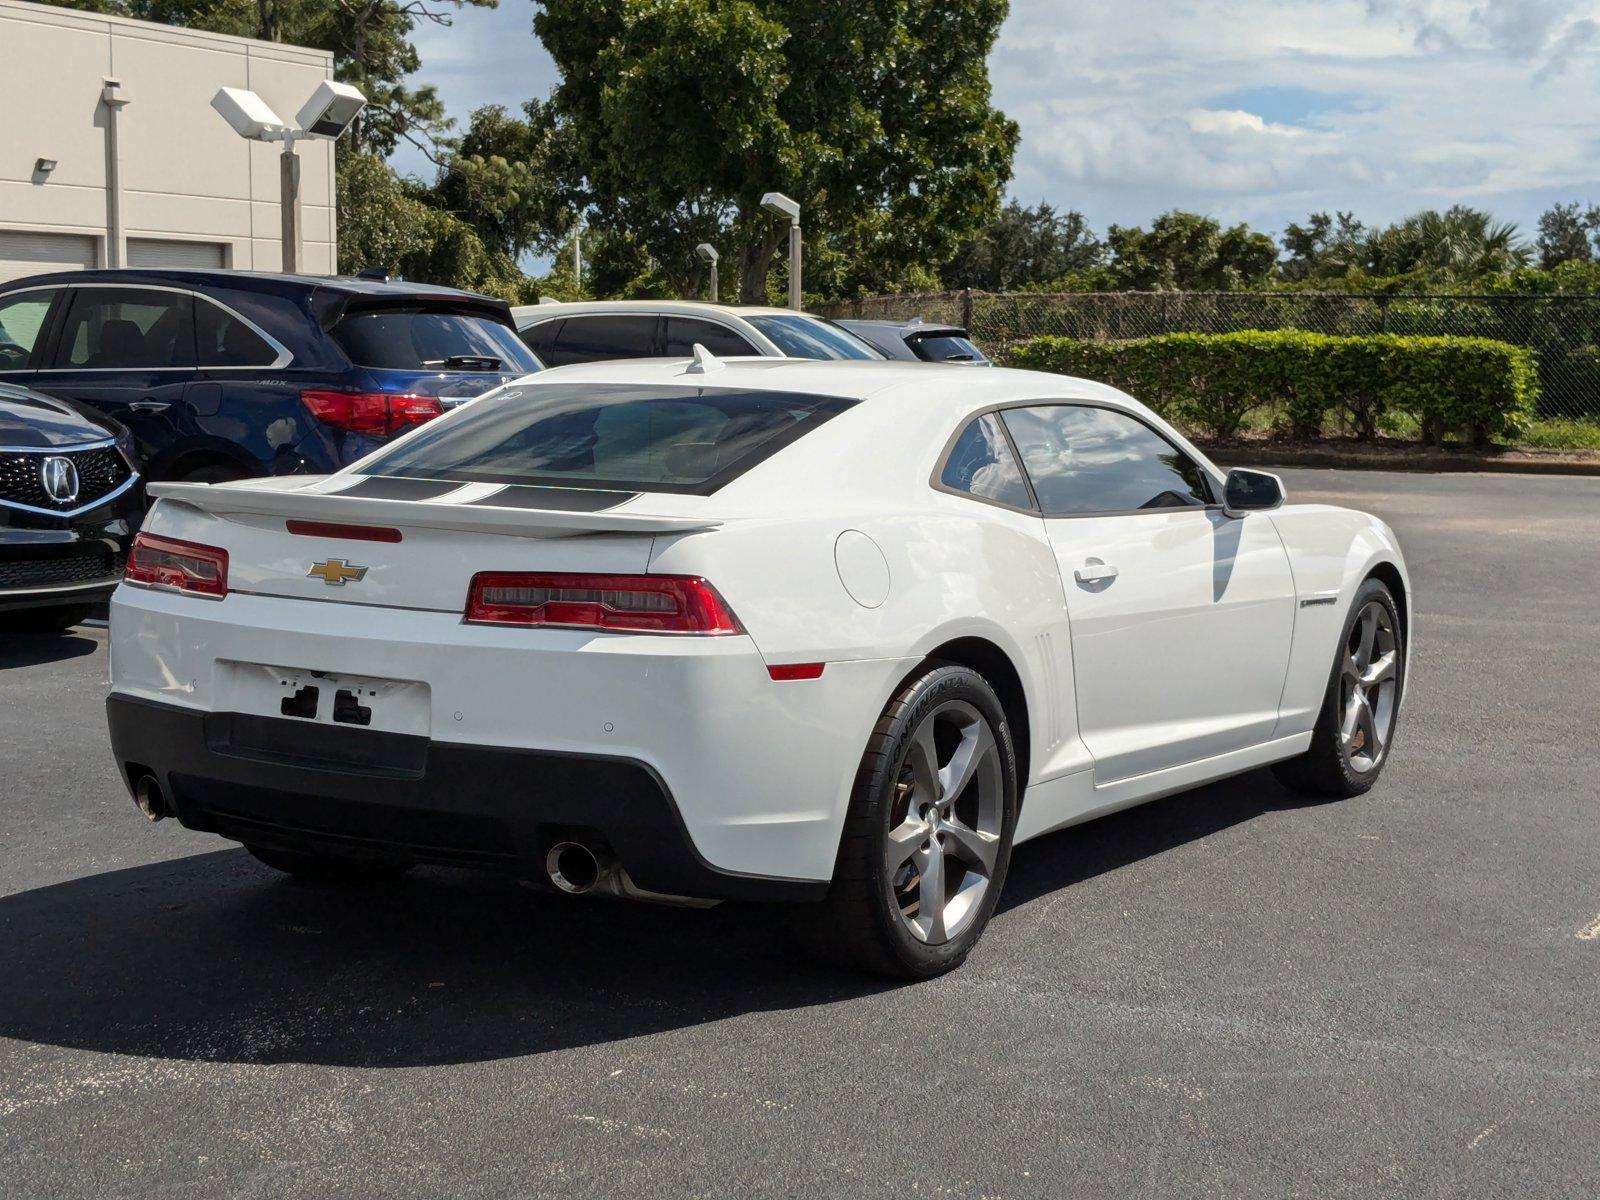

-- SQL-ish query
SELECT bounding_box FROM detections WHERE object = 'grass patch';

[1519,418,1600,450]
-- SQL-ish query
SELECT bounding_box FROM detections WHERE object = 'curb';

[1197,444,1600,478]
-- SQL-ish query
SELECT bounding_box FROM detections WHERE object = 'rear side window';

[746,314,884,360]
[546,314,660,365]
[940,413,1033,509]
[331,306,539,373]
[1000,405,1213,515]
[195,299,279,367]
[663,317,758,358]
[520,318,563,360]
[0,291,58,369]
[361,383,854,495]
[53,287,194,369]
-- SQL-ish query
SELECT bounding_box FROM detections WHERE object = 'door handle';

[1074,558,1119,585]
[128,400,170,413]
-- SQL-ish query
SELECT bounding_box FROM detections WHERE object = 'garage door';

[0,230,97,284]
[128,239,227,269]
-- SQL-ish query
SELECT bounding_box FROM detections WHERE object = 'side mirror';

[1222,468,1285,517]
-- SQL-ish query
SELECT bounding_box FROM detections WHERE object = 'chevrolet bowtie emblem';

[307,558,368,586]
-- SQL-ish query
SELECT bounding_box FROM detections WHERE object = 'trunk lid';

[145,476,720,613]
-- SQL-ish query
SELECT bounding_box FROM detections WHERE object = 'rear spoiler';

[147,482,721,540]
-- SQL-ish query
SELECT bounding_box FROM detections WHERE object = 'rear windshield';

[912,334,989,365]
[331,306,541,374]
[746,314,884,360]
[360,383,855,495]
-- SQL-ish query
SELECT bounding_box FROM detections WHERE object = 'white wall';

[0,0,337,273]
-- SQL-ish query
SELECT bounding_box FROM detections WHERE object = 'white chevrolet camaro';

[107,355,1409,977]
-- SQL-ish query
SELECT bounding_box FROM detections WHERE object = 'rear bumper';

[108,693,826,902]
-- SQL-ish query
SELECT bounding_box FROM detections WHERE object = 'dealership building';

[0,0,337,283]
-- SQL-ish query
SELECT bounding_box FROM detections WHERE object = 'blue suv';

[0,270,541,482]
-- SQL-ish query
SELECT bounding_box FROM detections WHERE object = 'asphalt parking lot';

[1,467,1597,1199]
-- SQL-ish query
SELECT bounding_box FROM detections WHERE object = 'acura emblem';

[307,558,368,586]
[41,456,80,504]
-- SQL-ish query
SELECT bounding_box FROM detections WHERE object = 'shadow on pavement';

[0,631,100,670]
[0,769,1314,1069]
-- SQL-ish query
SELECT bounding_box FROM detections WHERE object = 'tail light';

[465,572,743,634]
[124,533,228,599]
[301,390,443,436]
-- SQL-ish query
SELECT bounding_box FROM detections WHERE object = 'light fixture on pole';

[211,80,366,273]
[760,192,801,309]
[695,243,719,303]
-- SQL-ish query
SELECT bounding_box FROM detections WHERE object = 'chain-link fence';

[821,290,1600,421]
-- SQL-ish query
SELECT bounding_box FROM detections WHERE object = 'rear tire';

[7,603,96,633]
[1272,578,1404,798]
[246,844,413,884]
[180,463,249,485]
[797,664,1018,978]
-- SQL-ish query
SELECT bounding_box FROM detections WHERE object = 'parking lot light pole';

[211,81,366,273]
[760,192,801,308]
[696,243,719,303]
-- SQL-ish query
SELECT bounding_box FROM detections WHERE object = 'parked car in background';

[838,318,991,365]
[1,382,142,631]
[510,300,884,365]
[0,270,541,483]
[108,358,1409,977]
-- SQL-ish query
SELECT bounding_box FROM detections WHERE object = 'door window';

[195,299,280,367]
[663,317,758,358]
[546,315,660,365]
[938,413,1033,509]
[52,288,195,369]
[1001,405,1213,515]
[0,291,57,370]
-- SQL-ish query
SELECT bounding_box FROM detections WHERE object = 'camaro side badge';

[307,558,368,586]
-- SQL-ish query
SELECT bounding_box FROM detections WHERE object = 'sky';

[398,0,1600,249]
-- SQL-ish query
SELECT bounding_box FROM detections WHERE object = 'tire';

[798,663,1018,978]
[1272,577,1405,798]
[246,844,413,884]
[180,463,249,485]
[7,603,96,633]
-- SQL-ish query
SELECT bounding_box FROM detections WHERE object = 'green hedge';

[1009,330,1539,445]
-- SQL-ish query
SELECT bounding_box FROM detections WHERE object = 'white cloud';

[991,0,1600,235]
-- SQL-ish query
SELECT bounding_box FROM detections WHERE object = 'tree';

[1536,202,1600,268]
[1364,206,1531,282]
[940,201,1104,291]
[533,0,1019,301]
[1279,211,1367,282]
[1104,211,1277,290]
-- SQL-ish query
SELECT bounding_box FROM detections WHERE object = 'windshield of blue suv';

[360,383,854,495]
[746,314,884,360]
[331,306,540,374]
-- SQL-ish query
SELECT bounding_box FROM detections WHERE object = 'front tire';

[1272,578,1404,798]
[799,664,1018,978]
[246,844,413,884]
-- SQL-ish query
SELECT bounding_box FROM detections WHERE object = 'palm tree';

[1365,206,1532,282]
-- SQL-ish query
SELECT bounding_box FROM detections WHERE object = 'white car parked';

[510,300,884,365]
[107,356,1409,977]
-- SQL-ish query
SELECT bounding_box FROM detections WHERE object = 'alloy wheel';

[1340,600,1399,773]
[885,699,1004,944]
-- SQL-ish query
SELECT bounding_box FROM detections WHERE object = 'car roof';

[510,299,817,324]
[839,318,969,336]
[510,355,1135,415]
[3,268,494,301]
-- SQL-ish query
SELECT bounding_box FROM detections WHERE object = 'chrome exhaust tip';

[133,774,168,822]
[545,841,600,894]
